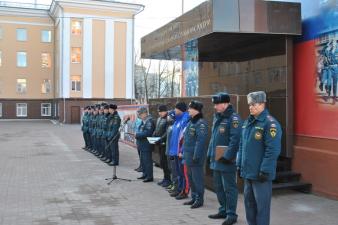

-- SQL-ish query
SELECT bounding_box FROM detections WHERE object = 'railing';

[0,1,50,10]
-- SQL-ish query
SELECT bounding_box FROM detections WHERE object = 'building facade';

[0,0,143,123]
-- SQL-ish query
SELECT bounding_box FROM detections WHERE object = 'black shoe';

[170,191,180,197]
[175,193,188,200]
[208,213,227,219]
[137,176,146,180]
[191,201,203,209]
[183,199,195,205]
[136,167,143,172]
[222,217,237,225]
[157,180,164,186]
[143,178,153,182]
[101,157,107,161]
[105,159,112,163]
[82,146,86,150]
[108,162,118,166]
[134,166,141,171]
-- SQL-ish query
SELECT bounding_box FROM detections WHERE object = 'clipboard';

[215,146,228,161]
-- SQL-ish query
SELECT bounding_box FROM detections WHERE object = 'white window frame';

[41,30,52,43]
[41,103,51,116]
[16,79,27,94]
[0,103,2,117]
[71,79,81,92]
[17,52,27,67]
[41,53,51,68]
[16,28,27,41]
[16,103,27,117]
[41,79,51,94]
[71,47,81,64]
[71,20,82,35]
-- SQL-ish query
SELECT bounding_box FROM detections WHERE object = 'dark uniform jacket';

[135,115,155,152]
[153,116,168,145]
[207,105,242,173]
[106,111,121,141]
[182,113,208,167]
[81,112,89,133]
[236,109,282,181]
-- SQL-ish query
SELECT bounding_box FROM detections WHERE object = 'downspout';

[48,4,56,120]
[61,4,66,124]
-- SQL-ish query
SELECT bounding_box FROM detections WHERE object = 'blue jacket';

[135,115,155,152]
[236,109,282,181]
[207,105,242,173]
[169,112,190,156]
[183,113,208,167]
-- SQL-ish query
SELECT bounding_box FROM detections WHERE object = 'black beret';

[188,100,203,112]
[109,104,117,110]
[212,92,230,104]
[158,104,168,112]
[175,101,187,112]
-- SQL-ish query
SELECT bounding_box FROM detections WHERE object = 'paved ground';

[0,121,337,225]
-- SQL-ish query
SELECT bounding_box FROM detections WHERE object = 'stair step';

[274,171,301,182]
[273,181,312,193]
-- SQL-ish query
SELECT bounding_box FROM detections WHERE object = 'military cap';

[175,101,187,112]
[247,91,267,104]
[95,104,101,109]
[103,105,109,110]
[109,104,117,110]
[137,106,148,115]
[188,100,203,112]
[212,92,230,104]
[158,104,168,112]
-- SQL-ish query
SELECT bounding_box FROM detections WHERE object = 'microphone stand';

[105,118,133,185]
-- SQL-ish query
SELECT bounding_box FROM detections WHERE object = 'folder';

[215,146,228,161]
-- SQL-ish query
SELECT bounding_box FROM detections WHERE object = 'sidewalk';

[0,121,337,225]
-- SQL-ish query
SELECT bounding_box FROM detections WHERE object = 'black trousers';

[159,145,171,181]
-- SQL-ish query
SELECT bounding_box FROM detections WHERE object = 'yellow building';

[0,0,143,123]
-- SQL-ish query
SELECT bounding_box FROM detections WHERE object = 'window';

[0,103,2,117]
[0,27,3,39]
[71,75,81,92]
[17,52,27,67]
[16,28,27,41]
[41,30,52,43]
[41,53,51,68]
[0,51,2,67]
[16,103,27,117]
[41,103,51,116]
[71,47,81,63]
[41,79,51,94]
[71,20,82,35]
[16,79,27,93]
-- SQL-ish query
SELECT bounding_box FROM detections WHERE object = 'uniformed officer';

[207,93,242,225]
[91,105,100,154]
[135,107,155,182]
[81,106,90,150]
[236,91,282,225]
[182,100,208,209]
[106,104,121,166]
[100,104,110,162]
[87,106,94,151]
[153,105,171,187]
[95,104,104,158]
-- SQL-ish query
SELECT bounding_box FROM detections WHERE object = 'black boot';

[183,199,195,205]
[208,212,226,219]
[222,217,237,225]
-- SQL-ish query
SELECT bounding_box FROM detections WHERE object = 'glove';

[258,172,269,183]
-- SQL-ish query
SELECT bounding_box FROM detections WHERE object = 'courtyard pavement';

[0,121,337,225]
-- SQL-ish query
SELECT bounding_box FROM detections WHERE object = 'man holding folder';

[207,93,242,225]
